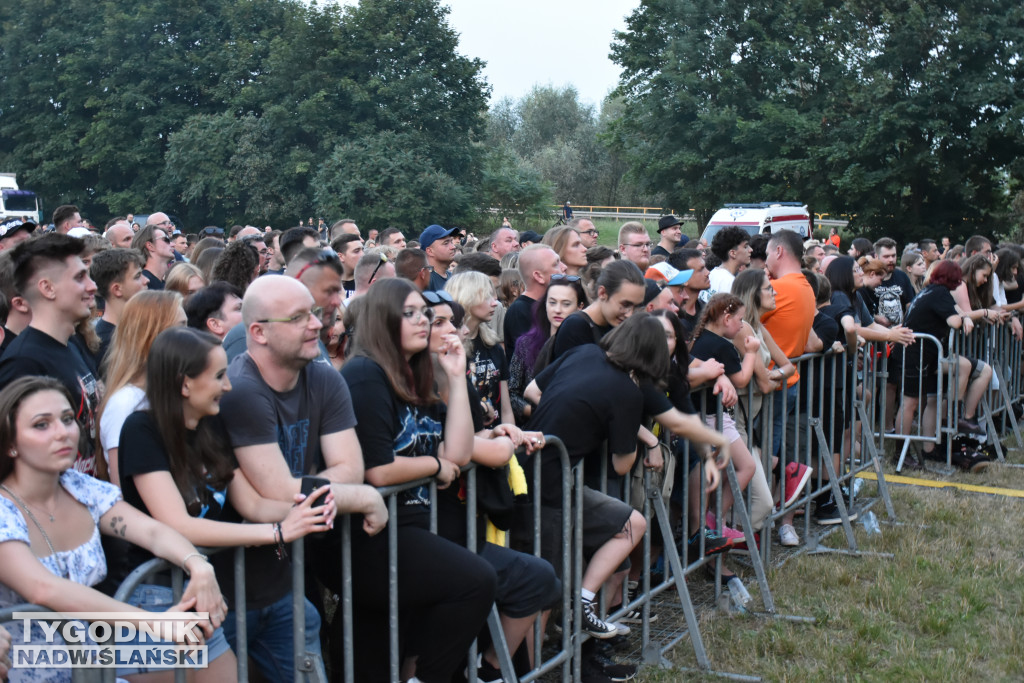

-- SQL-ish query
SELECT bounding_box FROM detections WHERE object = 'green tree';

[610,0,1024,239]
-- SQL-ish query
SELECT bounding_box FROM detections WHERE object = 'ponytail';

[689,293,743,348]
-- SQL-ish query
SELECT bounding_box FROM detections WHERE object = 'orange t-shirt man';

[761,272,815,387]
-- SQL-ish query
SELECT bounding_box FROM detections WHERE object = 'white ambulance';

[699,202,811,245]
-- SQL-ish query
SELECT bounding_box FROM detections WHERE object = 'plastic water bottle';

[851,478,864,497]
[861,510,881,537]
[727,576,752,611]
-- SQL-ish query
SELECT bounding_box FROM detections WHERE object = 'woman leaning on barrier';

[116,327,332,681]
[901,260,992,471]
[425,293,560,681]
[340,278,497,683]
[0,376,234,683]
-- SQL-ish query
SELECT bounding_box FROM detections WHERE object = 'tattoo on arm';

[109,515,127,538]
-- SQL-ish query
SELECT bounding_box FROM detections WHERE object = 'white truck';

[700,202,811,244]
[0,173,42,224]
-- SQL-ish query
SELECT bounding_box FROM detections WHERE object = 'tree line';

[2,0,1021,239]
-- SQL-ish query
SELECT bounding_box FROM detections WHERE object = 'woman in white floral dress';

[0,376,235,682]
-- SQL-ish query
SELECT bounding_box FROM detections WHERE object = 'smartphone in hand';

[300,475,331,509]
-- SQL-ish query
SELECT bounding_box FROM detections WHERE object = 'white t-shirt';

[99,384,148,463]
[707,266,737,298]
[993,271,1007,307]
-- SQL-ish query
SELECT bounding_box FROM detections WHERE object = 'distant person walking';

[563,201,574,221]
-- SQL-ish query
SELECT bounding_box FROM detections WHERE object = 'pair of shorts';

[120,583,232,675]
[480,542,561,617]
[538,486,634,579]
[704,411,743,444]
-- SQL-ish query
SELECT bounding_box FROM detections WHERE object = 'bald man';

[504,244,565,353]
[104,221,134,249]
[217,275,387,670]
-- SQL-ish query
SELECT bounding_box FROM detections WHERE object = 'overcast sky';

[335,0,640,108]
[439,0,640,107]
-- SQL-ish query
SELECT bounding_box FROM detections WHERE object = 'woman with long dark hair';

[507,276,587,423]
[341,278,496,683]
[117,327,332,681]
[551,259,646,360]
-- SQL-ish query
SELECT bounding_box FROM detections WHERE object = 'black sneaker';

[476,656,504,682]
[686,528,735,563]
[581,598,620,639]
[587,653,637,682]
[957,417,985,435]
[813,492,858,525]
[620,583,658,624]
[921,447,945,463]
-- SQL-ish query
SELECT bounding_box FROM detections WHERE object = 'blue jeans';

[221,594,323,683]
[770,384,799,459]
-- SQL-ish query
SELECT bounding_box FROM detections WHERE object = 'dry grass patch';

[637,454,1024,682]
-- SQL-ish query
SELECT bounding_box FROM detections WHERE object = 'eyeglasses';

[550,274,581,283]
[422,290,454,305]
[402,307,434,324]
[368,253,389,285]
[156,236,171,244]
[256,306,325,325]
[579,229,599,237]
[294,248,340,280]
[624,242,652,249]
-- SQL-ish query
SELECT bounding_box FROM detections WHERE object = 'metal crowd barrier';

[8,334,1023,683]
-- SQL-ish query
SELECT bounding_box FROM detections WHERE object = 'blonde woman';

[542,226,588,276]
[446,271,515,428]
[98,291,186,486]
[164,262,205,300]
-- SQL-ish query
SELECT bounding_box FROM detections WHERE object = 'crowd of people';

[0,205,1018,683]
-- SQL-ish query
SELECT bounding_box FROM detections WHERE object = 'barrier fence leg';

[234,546,248,683]
[993,362,1024,453]
[980,394,1006,462]
[856,401,897,520]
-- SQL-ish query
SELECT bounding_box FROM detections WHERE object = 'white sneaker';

[779,523,800,547]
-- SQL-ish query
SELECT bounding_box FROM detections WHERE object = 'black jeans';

[349,518,497,683]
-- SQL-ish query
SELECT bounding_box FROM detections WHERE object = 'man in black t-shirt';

[420,224,462,292]
[669,248,709,335]
[89,248,148,364]
[0,251,31,356]
[220,274,387,528]
[331,233,364,298]
[504,245,564,354]
[865,237,915,326]
[0,234,101,475]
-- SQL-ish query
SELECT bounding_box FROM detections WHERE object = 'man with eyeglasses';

[218,275,389,660]
[618,221,653,272]
[568,218,600,248]
[242,234,272,274]
[223,246,344,364]
[420,224,462,292]
[130,224,175,290]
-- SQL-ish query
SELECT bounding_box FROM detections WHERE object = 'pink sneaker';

[782,462,813,508]
[706,512,744,540]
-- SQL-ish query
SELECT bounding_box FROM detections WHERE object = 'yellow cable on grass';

[856,471,1024,498]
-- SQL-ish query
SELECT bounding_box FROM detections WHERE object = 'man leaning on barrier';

[217,275,389,669]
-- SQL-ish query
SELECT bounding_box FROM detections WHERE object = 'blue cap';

[419,224,461,249]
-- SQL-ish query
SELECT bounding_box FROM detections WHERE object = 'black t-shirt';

[503,294,536,355]
[116,411,290,610]
[0,326,14,356]
[860,269,914,325]
[551,311,609,361]
[0,326,101,476]
[1006,271,1024,305]
[526,345,642,505]
[95,319,116,369]
[651,245,671,258]
[904,284,957,371]
[640,364,694,418]
[468,338,507,429]
[824,290,873,330]
[141,269,164,291]
[689,329,742,412]
[678,298,705,338]
[342,357,445,525]
[220,353,356,477]
[427,268,450,292]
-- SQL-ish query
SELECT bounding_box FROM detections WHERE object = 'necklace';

[0,483,68,578]
[0,483,58,522]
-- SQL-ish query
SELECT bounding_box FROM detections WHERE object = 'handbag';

[475,464,517,531]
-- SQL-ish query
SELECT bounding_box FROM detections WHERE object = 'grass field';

[634,446,1024,682]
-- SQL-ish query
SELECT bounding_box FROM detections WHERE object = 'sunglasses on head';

[422,289,454,305]
[368,252,389,285]
[294,248,340,280]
